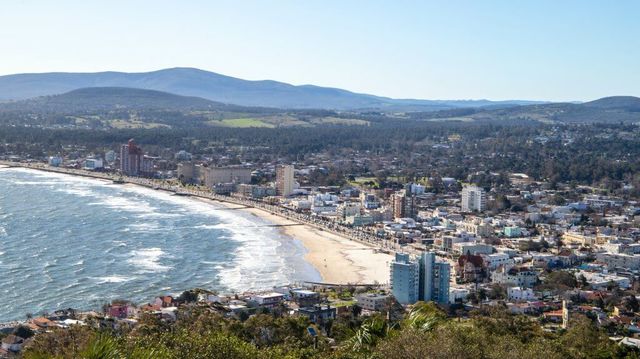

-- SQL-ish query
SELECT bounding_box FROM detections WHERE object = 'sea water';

[0,168,320,321]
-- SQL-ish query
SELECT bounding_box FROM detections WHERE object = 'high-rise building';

[390,252,450,305]
[390,253,419,305]
[391,189,416,219]
[120,139,143,176]
[461,185,486,212]
[419,252,450,305]
[276,164,295,197]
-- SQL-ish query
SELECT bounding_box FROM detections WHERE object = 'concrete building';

[390,253,419,305]
[276,164,295,197]
[83,158,103,170]
[507,287,536,301]
[204,167,252,187]
[48,156,63,167]
[419,252,451,305]
[595,253,640,270]
[250,292,285,308]
[461,185,486,213]
[391,189,415,219]
[390,252,450,305]
[355,293,391,311]
[120,139,143,176]
[492,266,538,288]
[576,270,631,289]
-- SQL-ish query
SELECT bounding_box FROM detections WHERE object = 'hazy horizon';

[1,1,639,102]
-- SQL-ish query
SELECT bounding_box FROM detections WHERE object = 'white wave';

[127,248,171,273]
[127,222,163,232]
[193,224,224,230]
[90,196,157,214]
[95,275,133,284]
[56,187,96,197]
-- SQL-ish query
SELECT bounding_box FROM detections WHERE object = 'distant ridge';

[0,67,545,110]
[416,96,640,123]
[583,96,640,111]
[0,87,232,113]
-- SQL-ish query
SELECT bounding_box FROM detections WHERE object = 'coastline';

[191,196,392,285]
[1,163,392,285]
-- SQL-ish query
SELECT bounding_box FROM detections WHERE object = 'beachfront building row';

[390,252,450,305]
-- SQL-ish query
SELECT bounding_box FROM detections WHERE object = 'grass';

[311,117,369,126]
[207,118,275,128]
[330,300,357,308]
[109,119,169,129]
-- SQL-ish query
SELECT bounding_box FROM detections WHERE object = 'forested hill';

[409,96,640,123]
[0,87,249,113]
[0,67,543,110]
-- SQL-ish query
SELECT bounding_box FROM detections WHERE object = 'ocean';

[0,167,320,321]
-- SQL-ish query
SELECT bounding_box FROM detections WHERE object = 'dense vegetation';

[21,303,638,359]
[3,121,640,192]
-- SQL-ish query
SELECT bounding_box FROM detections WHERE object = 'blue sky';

[1,0,638,101]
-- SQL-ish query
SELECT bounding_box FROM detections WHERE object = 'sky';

[1,0,638,101]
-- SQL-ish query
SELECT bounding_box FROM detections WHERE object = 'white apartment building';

[461,185,486,212]
[276,164,295,197]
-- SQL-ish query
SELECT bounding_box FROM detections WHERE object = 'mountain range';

[0,67,544,111]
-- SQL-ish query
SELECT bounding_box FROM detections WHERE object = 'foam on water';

[95,275,134,284]
[127,248,171,273]
[0,168,321,322]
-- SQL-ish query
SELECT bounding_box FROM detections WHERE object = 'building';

[204,167,252,187]
[48,156,63,167]
[276,164,295,197]
[461,185,486,213]
[391,189,415,219]
[390,253,419,305]
[250,292,285,308]
[507,287,535,301]
[298,305,336,324]
[492,266,538,288]
[595,253,640,270]
[355,293,391,311]
[120,139,143,176]
[576,270,631,289]
[291,289,321,307]
[458,218,493,238]
[237,184,277,199]
[83,158,103,170]
[419,252,451,305]
[177,162,198,183]
[504,226,522,238]
[390,252,450,305]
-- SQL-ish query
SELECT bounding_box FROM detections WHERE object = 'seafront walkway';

[0,161,404,253]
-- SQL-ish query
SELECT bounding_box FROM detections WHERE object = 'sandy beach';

[193,197,392,285]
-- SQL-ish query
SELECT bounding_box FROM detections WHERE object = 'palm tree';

[404,301,447,332]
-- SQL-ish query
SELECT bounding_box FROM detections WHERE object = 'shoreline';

[190,195,392,285]
[1,163,392,285]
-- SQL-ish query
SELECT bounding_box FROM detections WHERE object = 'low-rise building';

[355,293,391,311]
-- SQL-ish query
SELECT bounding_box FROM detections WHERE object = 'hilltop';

[0,87,238,113]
